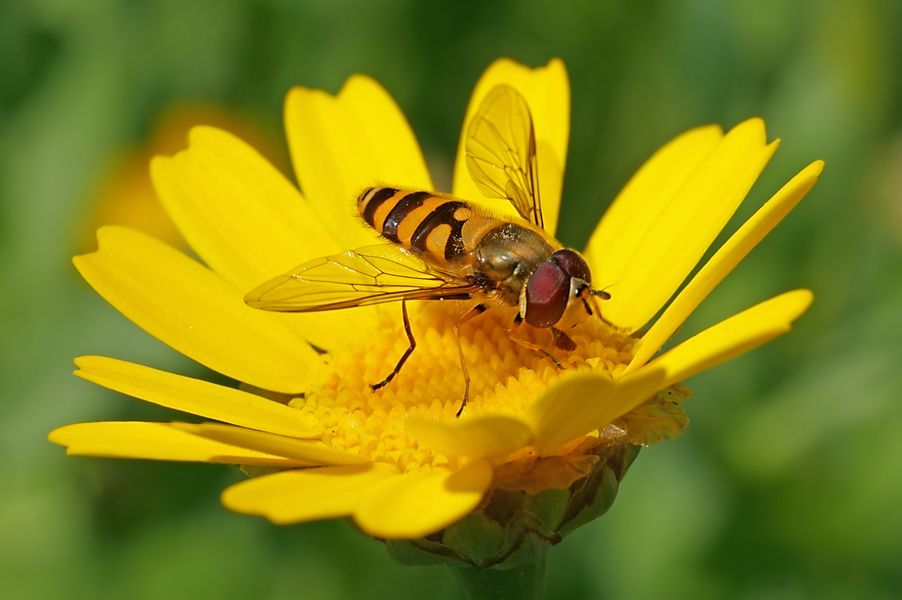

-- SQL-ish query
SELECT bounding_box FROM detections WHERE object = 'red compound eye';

[525,261,570,328]
[551,249,591,284]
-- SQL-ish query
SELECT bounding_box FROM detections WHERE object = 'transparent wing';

[465,84,544,230]
[245,245,480,312]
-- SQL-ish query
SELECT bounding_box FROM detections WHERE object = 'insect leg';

[454,303,488,417]
[507,333,563,370]
[507,314,563,369]
[551,327,576,351]
[371,299,416,391]
[588,288,616,328]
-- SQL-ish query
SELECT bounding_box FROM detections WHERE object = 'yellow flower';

[50,59,821,546]
[77,103,279,252]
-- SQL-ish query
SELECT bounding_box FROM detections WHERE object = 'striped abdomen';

[357,187,499,267]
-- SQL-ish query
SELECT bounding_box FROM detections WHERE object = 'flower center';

[290,302,636,471]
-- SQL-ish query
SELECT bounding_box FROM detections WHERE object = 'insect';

[246,85,610,416]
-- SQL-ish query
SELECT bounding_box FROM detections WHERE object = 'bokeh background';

[2,0,901,598]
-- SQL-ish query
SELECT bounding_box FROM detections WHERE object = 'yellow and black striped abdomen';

[358,187,495,267]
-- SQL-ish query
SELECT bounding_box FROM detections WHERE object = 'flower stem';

[449,557,547,600]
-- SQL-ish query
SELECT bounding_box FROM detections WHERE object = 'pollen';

[290,302,637,472]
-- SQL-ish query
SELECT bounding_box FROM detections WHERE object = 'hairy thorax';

[472,223,556,304]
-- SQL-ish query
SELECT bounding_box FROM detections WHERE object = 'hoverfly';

[246,85,610,416]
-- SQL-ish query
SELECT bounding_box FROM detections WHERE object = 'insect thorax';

[474,223,555,305]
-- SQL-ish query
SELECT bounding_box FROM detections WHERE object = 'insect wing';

[245,245,478,312]
[465,84,544,230]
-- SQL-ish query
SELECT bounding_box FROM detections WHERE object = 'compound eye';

[525,261,570,328]
[551,249,591,284]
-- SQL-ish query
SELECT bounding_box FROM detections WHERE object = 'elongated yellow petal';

[587,119,777,333]
[151,127,371,350]
[49,421,308,466]
[173,423,369,466]
[452,58,570,234]
[222,463,398,524]
[354,460,492,539]
[628,161,824,370]
[406,414,532,459]
[74,356,321,438]
[152,126,342,286]
[75,227,320,393]
[528,369,666,454]
[585,125,723,273]
[284,75,433,248]
[642,289,814,387]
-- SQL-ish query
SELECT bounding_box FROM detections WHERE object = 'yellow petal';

[585,125,723,275]
[151,127,371,350]
[452,58,570,234]
[642,289,814,387]
[586,119,778,333]
[406,414,532,459]
[221,463,398,525]
[173,422,369,466]
[528,369,666,455]
[75,227,320,393]
[49,421,308,466]
[74,356,321,438]
[284,75,433,248]
[152,126,342,286]
[628,161,824,370]
[354,460,492,539]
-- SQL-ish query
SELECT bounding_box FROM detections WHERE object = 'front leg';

[550,327,576,351]
[507,313,564,369]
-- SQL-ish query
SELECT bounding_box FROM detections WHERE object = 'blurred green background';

[2,0,901,598]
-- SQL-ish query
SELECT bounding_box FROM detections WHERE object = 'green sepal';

[559,445,639,537]
[384,537,468,567]
[442,513,507,564]
[382,444,641,569]
[526,488,570,533]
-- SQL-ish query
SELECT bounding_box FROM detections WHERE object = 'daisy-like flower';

[78,103,274,252]
[51,59,820,573]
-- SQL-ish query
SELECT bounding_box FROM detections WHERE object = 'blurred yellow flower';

[51,59,821,548]
[77,103,280,251]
